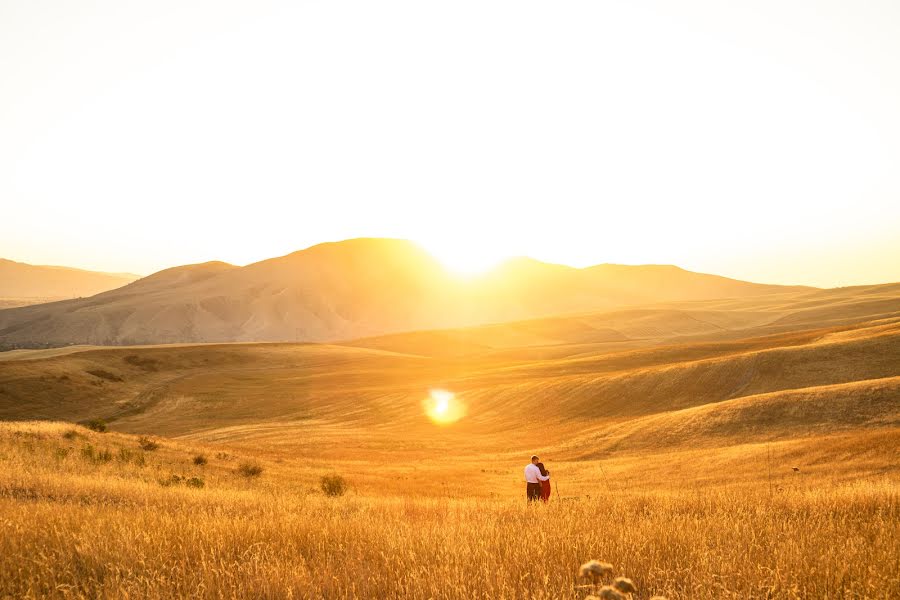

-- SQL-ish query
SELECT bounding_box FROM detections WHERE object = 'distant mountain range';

[0,258,139,308]
[0,238,811,348]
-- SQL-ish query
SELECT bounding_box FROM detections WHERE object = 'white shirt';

[524,463,550,483]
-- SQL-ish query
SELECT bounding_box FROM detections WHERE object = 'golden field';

[1,284,899,598]
[1,422,897,600]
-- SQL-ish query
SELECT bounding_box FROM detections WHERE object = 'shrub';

[54,447,71,460]
[85,369,123,382]
[62,429,80,440]
[80,444,112,463]
[138,436,159,451]
[192,454,208,466]
[118,448,147,467]
[159,474,183,487]
[81,444,96,461]
[83,419,107,433]
[123,354,159,371]
[320,474,348,497]
[158,474,204,489]
[238,461,263,477]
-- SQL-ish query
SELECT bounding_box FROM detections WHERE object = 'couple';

[524,455,552,503]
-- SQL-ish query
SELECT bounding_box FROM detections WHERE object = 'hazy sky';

[2,1,899,287]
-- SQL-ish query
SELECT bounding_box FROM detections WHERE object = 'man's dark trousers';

[526,482,542,502]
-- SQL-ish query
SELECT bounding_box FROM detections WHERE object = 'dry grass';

[0,422,898,599]
[0,289,898,598]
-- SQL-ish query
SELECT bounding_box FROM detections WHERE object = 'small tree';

[320,474,348,497]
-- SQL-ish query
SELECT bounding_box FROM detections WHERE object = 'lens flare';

[423,389,465,425]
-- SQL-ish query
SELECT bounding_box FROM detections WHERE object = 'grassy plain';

[0,284,898,598]
[1,422,897,600]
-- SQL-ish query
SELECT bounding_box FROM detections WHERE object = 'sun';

[423,389,466,425]
[419,240,509,277]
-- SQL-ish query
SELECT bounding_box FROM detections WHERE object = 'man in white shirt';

[524,455,550,502]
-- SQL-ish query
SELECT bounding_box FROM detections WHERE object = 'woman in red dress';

[537,462,551,503]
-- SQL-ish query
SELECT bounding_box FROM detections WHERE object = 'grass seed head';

[613,576,636,594]
[579,560,613,580]
[598,586,625,600]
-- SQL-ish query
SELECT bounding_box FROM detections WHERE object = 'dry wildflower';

[579,560,613,581]
[598,586,625,600]
[613,576,636,594]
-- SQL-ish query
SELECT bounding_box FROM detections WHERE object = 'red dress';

[540,479,552,502]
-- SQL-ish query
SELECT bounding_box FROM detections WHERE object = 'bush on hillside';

[138,436,160,451]
[83,419,107,433]
[186,477,205,488]
[320,474,348,497]
[81,444,113,463]
[86,369,123,382]
[238,461,264,477]
[193,454,208,466]
[123,354,160,371]
[62,428,81,440]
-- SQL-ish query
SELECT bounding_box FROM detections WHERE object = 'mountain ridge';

[0,238,814,349]
[0,258,140,307]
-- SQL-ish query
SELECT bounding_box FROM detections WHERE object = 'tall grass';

[2,485,896,599]
[0,423,897,599]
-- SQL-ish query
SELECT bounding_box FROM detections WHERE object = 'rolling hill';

[0,272,898,600]
[0,258,139,308]
[0,282,896,465]
[0,238,809,348]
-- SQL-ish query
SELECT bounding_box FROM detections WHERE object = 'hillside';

[0,282,896,472]
[0,258,139,307]
[0,238,809,348]
[1,277,898,599]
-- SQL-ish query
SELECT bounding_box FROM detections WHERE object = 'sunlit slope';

[460,320,900,421]
[0,343,440,428]
[347,282,900,361]
[557,376,900,456]
[1,318,891,428]
[1,307,896,465]
[0,238,808,348]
